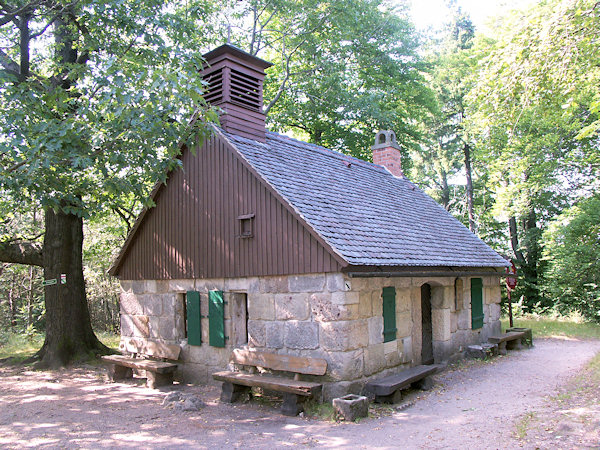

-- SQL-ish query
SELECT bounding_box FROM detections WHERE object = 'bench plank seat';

[488,331,529,355]
[365,364,440,401]
[213,350,327,416]
[488,331,526,345]
[213,371,322,396]
[101,340,181,389]
[101,355,177,374]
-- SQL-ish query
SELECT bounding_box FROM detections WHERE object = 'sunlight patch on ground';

[547,335,580,341]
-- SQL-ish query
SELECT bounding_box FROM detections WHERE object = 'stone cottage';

[109,44,509,399]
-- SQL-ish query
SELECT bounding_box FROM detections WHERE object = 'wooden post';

[508,288,514,328]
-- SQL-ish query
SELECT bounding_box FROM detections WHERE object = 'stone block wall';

[118,273,502,400]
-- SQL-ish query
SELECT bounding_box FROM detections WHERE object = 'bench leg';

[281,393,306,416]
[497,341,507,356]
[411,376,434,391]
[147,371,173,389]
[506,339,523,351]
[220,382,250,403]
[108,364,133,381]
[374,389,403,404]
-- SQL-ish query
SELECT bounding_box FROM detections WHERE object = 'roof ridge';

[264,131,391,175]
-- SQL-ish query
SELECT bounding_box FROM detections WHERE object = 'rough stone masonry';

[119,273,501,400]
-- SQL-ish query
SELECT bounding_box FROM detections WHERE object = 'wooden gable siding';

[115,134,343,280]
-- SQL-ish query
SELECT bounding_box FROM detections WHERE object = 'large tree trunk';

[35,207,108,368]
[508,210,541,310]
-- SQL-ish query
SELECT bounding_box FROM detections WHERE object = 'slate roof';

[220,129,508,268]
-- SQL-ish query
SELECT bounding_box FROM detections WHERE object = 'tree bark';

[27,265,34,327]
[35,207,108,368]
[508,216,526,265]
[439,167,450,210]
[508,210,541,308]
[463,142,475,232]
[8,273,17,327]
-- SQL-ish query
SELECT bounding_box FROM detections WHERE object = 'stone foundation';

[119,273,502,400]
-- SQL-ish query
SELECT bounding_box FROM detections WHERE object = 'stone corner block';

[326,273,347,292]
[320,320,368,351]
[326,349,364,380]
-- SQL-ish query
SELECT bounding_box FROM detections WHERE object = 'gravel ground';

[1,337,598,449]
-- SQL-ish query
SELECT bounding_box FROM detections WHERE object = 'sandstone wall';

[119,273,502,400]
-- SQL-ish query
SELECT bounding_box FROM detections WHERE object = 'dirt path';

[1,338,599,449]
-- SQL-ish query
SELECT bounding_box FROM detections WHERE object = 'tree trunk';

[8,273,17,327]
[35,207,108,368]
[439,168,450,211]
[27,265,34,327]
[508,210,541,309]
[463,142,475,232]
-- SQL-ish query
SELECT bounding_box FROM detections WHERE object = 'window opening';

[237,213,255,238]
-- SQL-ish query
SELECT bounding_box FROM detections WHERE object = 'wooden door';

[421,284,434,365]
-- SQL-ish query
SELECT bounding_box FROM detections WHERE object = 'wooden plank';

[101,355,177,374]
[488,331,526,344]
[119,338,180,360]
[212,371,321,396]
[230,349,327,376]
[365,365,440,396]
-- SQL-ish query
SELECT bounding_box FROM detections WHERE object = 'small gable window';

[471,278,484,329]
[237,214,255,238]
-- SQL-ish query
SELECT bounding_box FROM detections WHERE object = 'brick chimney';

[372,130,403,177]
[201,44,273,142]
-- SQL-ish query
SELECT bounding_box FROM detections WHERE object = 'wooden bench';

[102,338,181,389]
[487,330,529,355]
[505,327,533,347]
[365,364,441,404]
[213,349,327,416]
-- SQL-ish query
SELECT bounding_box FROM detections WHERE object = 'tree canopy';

[0,0,216,366]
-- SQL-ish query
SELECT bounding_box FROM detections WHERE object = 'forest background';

[1,0,598,358]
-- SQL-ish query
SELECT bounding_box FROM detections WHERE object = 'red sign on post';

[506,261,517,290]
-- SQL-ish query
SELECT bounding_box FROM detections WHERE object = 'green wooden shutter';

[209,290,226,347]
[471,278,484,329]
[186,291,202,346]
[382,287,397,343]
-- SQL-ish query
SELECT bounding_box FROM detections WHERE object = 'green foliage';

[543,195,600,321]
[0,0,217,222]
[214,0,434,161]
[501,314,600,340]
[83,213,127,332]
[0,330,119,361]
[0,331,44,362]
[464,0,600,309]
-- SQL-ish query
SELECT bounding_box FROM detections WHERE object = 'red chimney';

[372,130,403,177]
[201,44,273,142]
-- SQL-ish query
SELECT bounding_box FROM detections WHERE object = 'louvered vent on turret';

[201,44,272,142]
